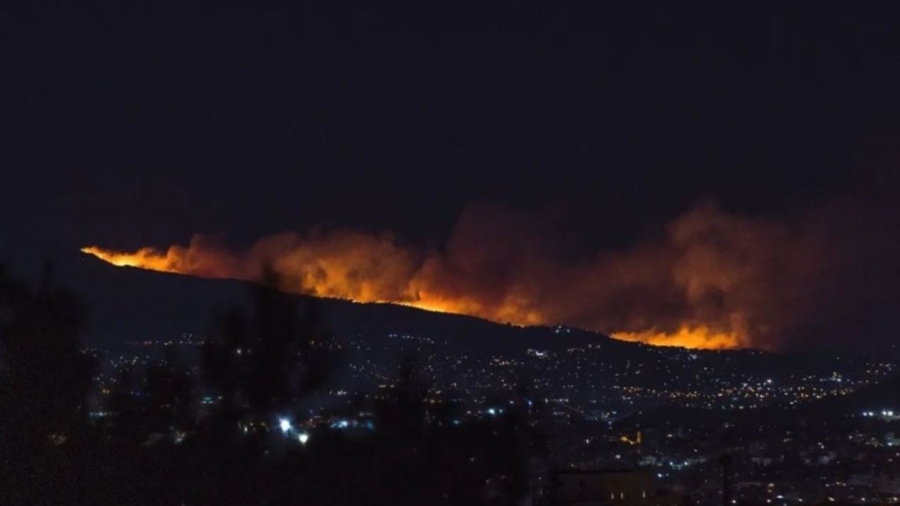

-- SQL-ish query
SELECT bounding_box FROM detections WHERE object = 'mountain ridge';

[59,253,623,354]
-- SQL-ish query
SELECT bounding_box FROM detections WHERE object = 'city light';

[297,433,310,444]
[279,418,292,434]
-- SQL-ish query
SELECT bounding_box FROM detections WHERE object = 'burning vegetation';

[82,197,900,351]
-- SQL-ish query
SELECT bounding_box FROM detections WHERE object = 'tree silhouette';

[0,263,543,505]
[199,269,342,442]
[0,264,96,504]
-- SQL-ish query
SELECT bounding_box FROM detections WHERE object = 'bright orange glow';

[81,247,181,271]
[80,243,545,325]
[82,198,800,352]
[612,325,743,350]
[81,243,743,350]
[78,193,900,353]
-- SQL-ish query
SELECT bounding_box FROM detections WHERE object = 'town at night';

[3,1,900,505]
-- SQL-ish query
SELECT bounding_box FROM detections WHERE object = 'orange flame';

[612,325,743,350]
[79,237,743,350]
[81,247,182,270]
[81,201,822,350]
[80,244,549,324]
[78,192,900,352]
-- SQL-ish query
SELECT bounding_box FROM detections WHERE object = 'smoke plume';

[82,198,900,350]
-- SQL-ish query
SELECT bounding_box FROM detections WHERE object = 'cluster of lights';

[861,409,895,417]
[278,417,310,444]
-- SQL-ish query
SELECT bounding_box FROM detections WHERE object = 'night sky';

[4,2,900,349]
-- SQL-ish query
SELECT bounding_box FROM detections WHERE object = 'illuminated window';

[611,493,616,500]
[621,492,625,500]
[643,491,647,499]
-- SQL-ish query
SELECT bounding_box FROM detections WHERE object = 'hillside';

[26,252,896,414]
[57,253,612,354]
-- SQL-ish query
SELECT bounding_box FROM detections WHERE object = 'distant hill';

[27,252,898,414]
[55,252,614,354]
[51,254,889,362]
[37,253,893,388]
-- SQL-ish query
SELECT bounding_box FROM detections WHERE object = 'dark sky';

[1,2,899,260]
[5,2,900,350]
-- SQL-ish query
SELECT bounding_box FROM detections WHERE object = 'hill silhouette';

[59,252,621,354]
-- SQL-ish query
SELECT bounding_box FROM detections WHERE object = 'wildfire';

[81,246,180,271]
[80,241,743,350]
[611,325,743,350]
[76,192,900,352]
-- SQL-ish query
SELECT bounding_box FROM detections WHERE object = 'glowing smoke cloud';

[82,198,900,350]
